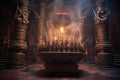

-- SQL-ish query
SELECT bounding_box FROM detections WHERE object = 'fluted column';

[10,0,29,68]
[94,0,112,65]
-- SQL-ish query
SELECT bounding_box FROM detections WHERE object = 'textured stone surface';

[10,0,29,67]
[39,52,84,72]
[95,0,113,65]
[0,64,120,80]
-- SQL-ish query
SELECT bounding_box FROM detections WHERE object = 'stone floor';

[0,64,120,80]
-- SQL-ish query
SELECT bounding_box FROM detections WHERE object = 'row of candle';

[39,27,84,52]
[39,39,84,52]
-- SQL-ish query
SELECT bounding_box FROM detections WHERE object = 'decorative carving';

[15,5,29,24]
[93,6,110,24]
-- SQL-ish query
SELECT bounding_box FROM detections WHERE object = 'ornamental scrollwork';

[15,5,29,24]
[93,6,110,24]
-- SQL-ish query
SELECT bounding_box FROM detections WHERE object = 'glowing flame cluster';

[48,26,81,45]
[39,26,84,52]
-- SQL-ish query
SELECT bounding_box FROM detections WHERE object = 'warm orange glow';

[54,36,57,40]
[60,27,64,33]
[55,12,69,15]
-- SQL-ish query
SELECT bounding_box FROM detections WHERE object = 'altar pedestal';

[39,52,84,72]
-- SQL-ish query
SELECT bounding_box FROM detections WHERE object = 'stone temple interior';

[0,0,120,80]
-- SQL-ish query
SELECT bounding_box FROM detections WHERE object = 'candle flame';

[54,37,57,40]
[60,27,64,33]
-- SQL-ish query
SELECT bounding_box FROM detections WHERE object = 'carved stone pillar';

[94,0,113,65]
[10,0,29,68]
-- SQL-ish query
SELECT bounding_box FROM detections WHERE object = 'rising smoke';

[40,0,94,47]
[27,0,95,57]
[28,0,95,53]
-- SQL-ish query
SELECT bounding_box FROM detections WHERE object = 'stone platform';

[39,52,84,72]
[0,64,120,80]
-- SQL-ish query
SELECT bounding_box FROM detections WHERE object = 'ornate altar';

[38,24,84,72]
[38,1,85,72]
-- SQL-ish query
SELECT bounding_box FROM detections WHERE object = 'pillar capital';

[15,0,29,24]
[94,0,110,24]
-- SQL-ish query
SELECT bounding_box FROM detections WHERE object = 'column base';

[9,53,25,68]
[95,53,113,66]
[0,56,9,69]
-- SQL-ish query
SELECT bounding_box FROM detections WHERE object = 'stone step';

[114,60,120,62]
[114,62,120,67]
[114,57,120,59]
[113,55,120,58]
[113,59,120,61]
[0,57,9,69]
[112,63,120,68]
[113,55,120,59]
[114,62,120,65]
[85,61,95,64]
[113,55,120,67]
